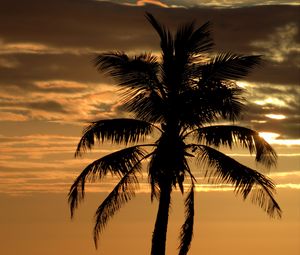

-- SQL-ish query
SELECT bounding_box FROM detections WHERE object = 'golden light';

[259,132,300,146]
[251,120,267,123]
[265,114,286,120]
[259,132,280,143]
[236,81,250,88]
[136,0,169,8]
[254,98,286,107]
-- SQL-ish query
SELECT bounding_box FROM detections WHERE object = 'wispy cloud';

[131,0,169,8]
[251,23,300,63]
[0,41,99,55]
[0,79,121,123]
[97,0,300,8]
[2,169,299,196]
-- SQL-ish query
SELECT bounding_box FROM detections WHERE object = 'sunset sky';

[0,0,299,254]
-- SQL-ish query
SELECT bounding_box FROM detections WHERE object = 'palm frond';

[175,20,195,54]
[176,81,244,126]
[178,184,194,255]
[200,80,245,121]
[145,12,175,92]
[94,52,161,89]
[93,170,139,249]
[202,81,245,122]
[195,125,277,167]
[93,152,153,248]
[201,53,261,82]
[121,89,166,123]
[75,118,155,156]
[193,145,281,218]
[175,21,213,62]
[69,146,150,217]
[145,12,173,59]
[173,21,213,91]
[188,21,214,55]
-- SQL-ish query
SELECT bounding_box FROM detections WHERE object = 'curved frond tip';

[93,152,154,248]
[93,52,160,90]
[93,172,138,249]
[68,146,148,218]
[178,184,194,255]
[201,53,262,82]
[195,125,277,168]
[75,118,154,157]
[194,145,281,218]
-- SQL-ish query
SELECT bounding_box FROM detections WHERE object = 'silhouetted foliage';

[69,12,281,255]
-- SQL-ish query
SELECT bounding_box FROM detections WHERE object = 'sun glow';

[259,132,280,143]
[259,132,300,145]
[237,81,251,88]
[254,98,286,107]
[265,114,286,120]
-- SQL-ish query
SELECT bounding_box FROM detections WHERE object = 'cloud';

[134,0,169,8]
[0,77,122,123]
[27,101,66,113]
[0,42,54,55]
[0,57,19,68]
[0,1,298,139]
[251,23,300,63]
[233,81,300,139]
[0,0,299,195]
[96,0,300,8]
[35,80,88,92]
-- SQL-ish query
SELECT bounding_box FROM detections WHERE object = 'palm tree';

[68,13,281,255]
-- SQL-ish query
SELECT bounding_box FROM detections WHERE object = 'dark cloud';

[1,2,299,84]
[0,0,299,139]
[0,120,81,136]
[26,101,67,113]
[0,1,298,51]
[0,54,102,89]
[0,99,66,112]
[249,60,299,86]
[0,2,298,87]
[241,102,300,139]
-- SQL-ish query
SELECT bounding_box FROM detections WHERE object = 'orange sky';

[0,0,299,254]
[1,190,299,255]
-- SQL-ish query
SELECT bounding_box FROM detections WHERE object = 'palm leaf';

[178,184,194,255]
[93,169,139,248]
[200,53,261,83]
[195,125,277,167]
[93,152,153,248]
[193,144,281,218]
[176,81,244,126]
[199,80,245,121]
[187,21,214,55]
[94,51,168,103]
[145,12,173,60]
[145,12,175,91]
[121,89,166,123]
[173,21,213,92]
[94,52,160,87]
[175,21,213,62]
[69,146,150,217]
[75,118,155,156]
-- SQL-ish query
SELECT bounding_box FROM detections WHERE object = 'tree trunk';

[151,185,171,255]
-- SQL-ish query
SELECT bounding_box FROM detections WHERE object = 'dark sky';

[0,0,299,140]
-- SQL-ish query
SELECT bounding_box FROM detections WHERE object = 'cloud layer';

[0,1,299,135]
[0,0,299,194]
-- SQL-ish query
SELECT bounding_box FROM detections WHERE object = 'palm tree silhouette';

[69,13,281,255]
